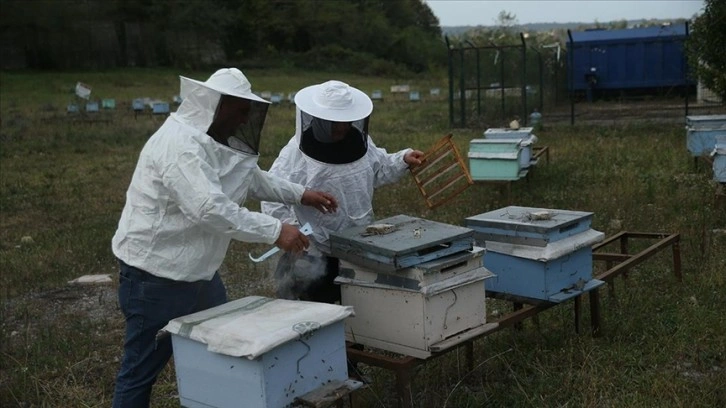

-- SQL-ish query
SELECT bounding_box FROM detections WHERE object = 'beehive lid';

[464,206,593,246]
[335,263,493,296]
[484,127,534,139]
[686,114,726,130]
[470,138,522,145]
[330,215,472,257]
[162,296,353,359]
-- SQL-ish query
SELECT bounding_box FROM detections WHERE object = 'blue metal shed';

[568,24,689,91]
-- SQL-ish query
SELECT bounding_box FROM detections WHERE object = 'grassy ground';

[1,68,724,407]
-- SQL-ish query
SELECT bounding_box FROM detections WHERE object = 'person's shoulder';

[145,123,207,161]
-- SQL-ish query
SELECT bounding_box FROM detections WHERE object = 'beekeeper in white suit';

[111,68,337,408]
[262,80,424,304]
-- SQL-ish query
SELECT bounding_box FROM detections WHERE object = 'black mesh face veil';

[298,110,368,164]
[210,96,269,155]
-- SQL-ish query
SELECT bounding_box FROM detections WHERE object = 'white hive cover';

[163,296,354,359]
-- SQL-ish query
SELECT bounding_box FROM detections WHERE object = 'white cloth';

[162,296,354,359]
[261,109,411,250]
[112,78,305,282]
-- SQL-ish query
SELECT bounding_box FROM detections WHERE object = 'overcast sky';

[423,0,705,26]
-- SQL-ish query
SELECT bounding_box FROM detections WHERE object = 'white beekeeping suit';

[261,80,412,302]
[112,68,305,282]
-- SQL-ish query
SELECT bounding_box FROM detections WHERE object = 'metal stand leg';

[465,342,474,373]
[513,302,523,330]
[673,239,682,282]
[590,289,601,337]
[396,368,413,408]
[574,295,582,334]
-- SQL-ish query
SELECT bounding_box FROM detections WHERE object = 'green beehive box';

[468,139,523,181]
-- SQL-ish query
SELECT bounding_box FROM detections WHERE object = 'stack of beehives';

[468,126,538,181]
[465,206,605,303]
[331,214,495,358]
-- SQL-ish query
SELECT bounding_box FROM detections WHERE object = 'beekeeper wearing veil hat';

[111,68,337,408]
[262,80,424,304]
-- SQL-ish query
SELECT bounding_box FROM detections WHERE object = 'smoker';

[162,296,353,408]
[465,206,605,303]
[331,215,495,359]
[686,114,726,157]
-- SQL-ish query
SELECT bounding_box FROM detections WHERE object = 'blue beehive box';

[85,101,100,113]
[163,296,353,408]
[468,139,523,180]
[686,114,726,157]
[132,99,145,111]
[152,102,170,115]
[270,93,283,104]
[464,206,605,303]
[712,139,726,183]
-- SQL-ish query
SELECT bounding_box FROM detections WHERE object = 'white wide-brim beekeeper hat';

[179,68,269,104]
[294,80,373,122]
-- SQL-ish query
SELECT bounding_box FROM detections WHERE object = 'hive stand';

[345,231,681,408]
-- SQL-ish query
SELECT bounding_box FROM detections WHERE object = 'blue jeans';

[112,260,227,408]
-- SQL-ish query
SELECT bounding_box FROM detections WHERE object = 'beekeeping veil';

[177,68,270,154]
[294,80,372,164]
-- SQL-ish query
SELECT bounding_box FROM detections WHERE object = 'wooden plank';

[429,322,498,352]
[592,252,632,262]
[293,379,365,408]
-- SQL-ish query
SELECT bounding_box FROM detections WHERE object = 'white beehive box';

[335,247,495,359]
[338,246,486,289]
[163,296,354,408]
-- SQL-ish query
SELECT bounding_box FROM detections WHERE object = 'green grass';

[1,68,724,407]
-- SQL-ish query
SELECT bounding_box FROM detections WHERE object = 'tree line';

[0,0,447,75]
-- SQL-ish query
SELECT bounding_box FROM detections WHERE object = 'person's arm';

[258,141,303,224]
[162,151,284,245]
[368,137,424,188]
[258,139,338,222]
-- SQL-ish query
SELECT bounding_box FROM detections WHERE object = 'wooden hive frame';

[410,134,473,209]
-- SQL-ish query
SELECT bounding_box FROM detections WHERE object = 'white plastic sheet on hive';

[163,296,353,408]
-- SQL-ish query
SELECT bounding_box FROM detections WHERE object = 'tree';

[686,0,726,100]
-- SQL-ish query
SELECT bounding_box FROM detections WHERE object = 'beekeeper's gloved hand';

[275,223,310,253]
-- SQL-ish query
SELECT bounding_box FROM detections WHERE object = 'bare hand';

[275,223,310,253]
[301,190,338,214]
[404,150,425,167]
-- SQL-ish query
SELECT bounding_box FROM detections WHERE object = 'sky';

[423,0,705,26]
